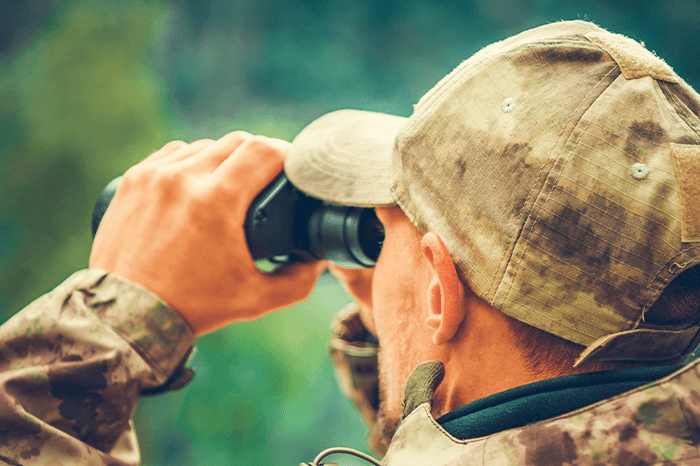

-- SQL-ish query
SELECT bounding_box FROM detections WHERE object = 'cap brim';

[285,109,408,206]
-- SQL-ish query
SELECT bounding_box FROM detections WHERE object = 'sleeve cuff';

[65,269,197,391]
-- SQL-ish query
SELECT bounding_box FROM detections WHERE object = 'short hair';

[507,265,700,377]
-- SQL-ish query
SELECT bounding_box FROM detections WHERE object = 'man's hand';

[90,132,326,335]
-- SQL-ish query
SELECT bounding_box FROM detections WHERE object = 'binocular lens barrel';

[307,205,384,268]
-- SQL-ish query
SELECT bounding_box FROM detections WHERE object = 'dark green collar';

[436,365,682,440]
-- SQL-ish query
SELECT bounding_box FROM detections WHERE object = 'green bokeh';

[2,0,699,464]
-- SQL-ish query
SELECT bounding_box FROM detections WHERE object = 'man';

[1,20,700,465]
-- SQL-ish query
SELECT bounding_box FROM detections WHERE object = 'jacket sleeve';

[0,269,196,466]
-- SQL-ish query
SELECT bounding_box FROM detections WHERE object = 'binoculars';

[92,172,385,268]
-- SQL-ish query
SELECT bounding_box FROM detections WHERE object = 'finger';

[215,136,291,210]
[327,263,374,310]
[257,260,327,311]
[140,140,188,165]
[174,131,254,173]
[153,138,215,165]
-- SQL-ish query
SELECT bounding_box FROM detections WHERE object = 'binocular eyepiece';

[92,173,384,268]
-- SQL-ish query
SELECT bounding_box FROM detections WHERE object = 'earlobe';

[422,233,465,345]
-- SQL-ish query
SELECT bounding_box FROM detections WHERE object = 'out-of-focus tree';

[0,0,174,318]
[155,0,700,138]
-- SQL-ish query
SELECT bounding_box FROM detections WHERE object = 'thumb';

[260,260,328,310]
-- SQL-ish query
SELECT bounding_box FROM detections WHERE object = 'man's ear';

[421,233,465,345]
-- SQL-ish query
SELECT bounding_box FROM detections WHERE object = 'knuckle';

[188,183,216,210]
[122,165,154,186]
[121,166,139,185]
[242,136,270,152]
[222,130,253,144]
[242,136,285,162]
[162,140,187,151]
[159,167,185,184]
[192,138,215,146]
[150,167,186,195]
[120,165,190,202]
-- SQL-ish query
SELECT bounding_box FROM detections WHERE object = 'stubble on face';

[367,346,401,456]
[367,294,422,456]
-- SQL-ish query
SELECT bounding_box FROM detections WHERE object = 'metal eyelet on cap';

[501,97,517,113]
[630,162,649,180]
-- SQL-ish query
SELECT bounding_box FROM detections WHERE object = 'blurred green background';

[1,0,699,464]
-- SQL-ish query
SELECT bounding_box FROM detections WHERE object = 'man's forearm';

[0,269,195,466]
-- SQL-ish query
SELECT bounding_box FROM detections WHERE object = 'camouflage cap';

[285,21,700,365]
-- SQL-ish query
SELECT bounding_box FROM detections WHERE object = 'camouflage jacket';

[377,360,700,465]
[331,306,700,466]
[1,270,700,465]
[0,269,195,465]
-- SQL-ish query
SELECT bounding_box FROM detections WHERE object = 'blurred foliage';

[153,0,700,135]
[0,0,174,315]
[1,0,699,464]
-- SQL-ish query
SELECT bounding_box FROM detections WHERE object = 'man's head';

[341,204,700,453]
[350,205,558,443]
[288,19,700,446]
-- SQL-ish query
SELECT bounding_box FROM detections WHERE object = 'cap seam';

[410,45,504,124]
[486,53,622,299]
[656,81,700,141]
[400,64,485,143]
[493,65,621,305]
[403,38,604,145]
[579,114,675,179]
[486,50,622,298]
[497,71,628,342]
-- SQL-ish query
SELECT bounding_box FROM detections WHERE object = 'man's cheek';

[360,306,378,339]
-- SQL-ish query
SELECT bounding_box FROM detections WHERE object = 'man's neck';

[429,298,548,418]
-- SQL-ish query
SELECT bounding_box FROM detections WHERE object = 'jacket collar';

[382,359,700,465]
[437,363,682,440]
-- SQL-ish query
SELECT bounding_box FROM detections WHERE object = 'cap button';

[501,97,517,113]
[630,162,649,180]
